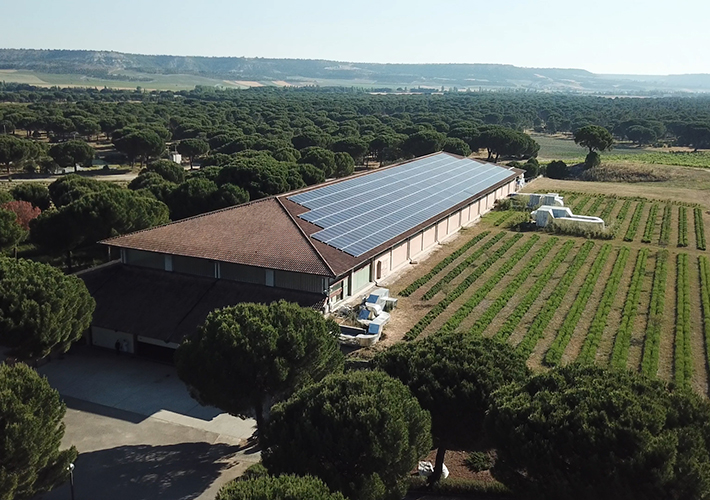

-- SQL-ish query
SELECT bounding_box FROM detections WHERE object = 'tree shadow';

[41,442,242,500]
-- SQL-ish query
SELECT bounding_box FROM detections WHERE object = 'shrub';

[216,475,346,500]
[545,160,568,179]
[521,158,540,179]
[580,164,670,183]
[699,256,710,376]
[440,235,542,333]
[487,365,710,500]
[572,195,592,212]
[674,253,692,388]
[598,198,617,221]
[584,151,601,168]
[421,232,507,300]
[678,206,688,247]
[659,204,672,246]
[585,196,605,215]
[641,204,659,243]
[469,237,556,336]
[465,452,493,473]
[547,219,614,240]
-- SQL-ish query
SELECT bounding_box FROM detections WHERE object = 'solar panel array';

[288,153,516,257]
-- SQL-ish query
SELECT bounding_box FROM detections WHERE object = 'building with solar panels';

[80,152,524,355]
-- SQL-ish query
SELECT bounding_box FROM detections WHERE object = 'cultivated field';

[388,191,710,394]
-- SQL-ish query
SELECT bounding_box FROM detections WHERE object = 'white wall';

[91,326,134,353]
[391,242,408,270]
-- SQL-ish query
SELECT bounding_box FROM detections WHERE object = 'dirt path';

[527,177,710,208]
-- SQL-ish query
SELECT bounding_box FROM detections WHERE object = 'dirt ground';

[529,167,710,207]
[418,449,495,482]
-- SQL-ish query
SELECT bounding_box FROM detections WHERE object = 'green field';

[532,133,651,160]
[532,134,710,169]
[392,193,710,393]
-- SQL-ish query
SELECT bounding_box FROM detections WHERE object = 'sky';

[0,0,708,75]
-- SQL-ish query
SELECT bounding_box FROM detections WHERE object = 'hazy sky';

[1,0,707,75]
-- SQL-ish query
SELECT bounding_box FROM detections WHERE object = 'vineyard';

[390,192,710,394]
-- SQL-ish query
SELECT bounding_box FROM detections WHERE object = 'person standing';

[114,340,121,355]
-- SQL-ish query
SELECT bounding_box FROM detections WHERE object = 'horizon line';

[1,47,709,78]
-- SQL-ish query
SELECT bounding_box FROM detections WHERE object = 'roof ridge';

[275,196,336,278]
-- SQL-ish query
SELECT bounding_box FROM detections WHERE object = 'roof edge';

[275,197,336,278]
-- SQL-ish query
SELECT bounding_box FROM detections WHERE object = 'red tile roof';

[103,198,335,277]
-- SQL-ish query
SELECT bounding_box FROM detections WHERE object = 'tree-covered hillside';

[2,49,710,92]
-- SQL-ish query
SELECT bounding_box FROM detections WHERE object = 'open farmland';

[388,192,710,394]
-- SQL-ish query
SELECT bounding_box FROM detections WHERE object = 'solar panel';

[287,153,517,257]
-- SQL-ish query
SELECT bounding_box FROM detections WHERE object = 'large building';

[81,152,524,355]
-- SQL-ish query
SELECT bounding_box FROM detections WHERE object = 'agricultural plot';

[392,192,710,393]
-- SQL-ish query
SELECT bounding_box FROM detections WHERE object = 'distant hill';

[1,48,709,93]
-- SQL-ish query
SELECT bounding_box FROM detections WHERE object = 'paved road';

[33,346,259,500]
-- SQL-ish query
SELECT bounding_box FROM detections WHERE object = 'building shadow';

[42,442,243,500]
[63,395,148,424]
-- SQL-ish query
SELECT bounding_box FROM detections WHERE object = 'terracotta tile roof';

[79,263,325,344]
[102,198,335,277]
